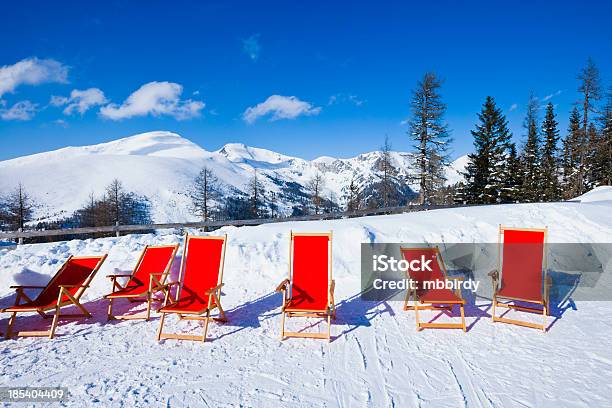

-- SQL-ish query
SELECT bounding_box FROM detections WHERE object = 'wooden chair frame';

[105,244,179,321]
[401,247,466,332]
[1,255,108,339]
[489,225,550,332]
[275,231,335,341]
[157,234,227,342]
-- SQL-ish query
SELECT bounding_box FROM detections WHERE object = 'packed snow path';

[1,198,611,407]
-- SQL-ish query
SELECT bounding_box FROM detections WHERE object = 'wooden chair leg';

[327,312,331,342]
[202,309,211,342]
[157,312,167,341]
[146,292,152,321]
[49,307,61,339]
[107,298,114,321]
[280,311,286,340]
[460,304,466,332]
[492,296,497,322]
[5,312,16,339]
[542,305,547,332]
[414,299,420,331]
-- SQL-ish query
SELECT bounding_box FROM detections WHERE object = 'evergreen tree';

[585,123,601,188]
[576,58,602,194]
[463,96,513,204]
[408,72,452,205]
[597,92,612,185]
[562,108,583,199]
[540,103,561,201]
[247,169,265,219]
[519,94,542,202]
[500,142,522,203]
[346,173,362,212]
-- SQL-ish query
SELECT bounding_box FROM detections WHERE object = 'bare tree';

[191,166,220,224]
[5,183,35,230]
[248,169,265,219]
[377,135,398,207]
[307,171,325,214]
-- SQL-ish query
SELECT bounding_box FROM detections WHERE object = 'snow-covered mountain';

[0,131,468,222]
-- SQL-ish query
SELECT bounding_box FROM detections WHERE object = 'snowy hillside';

[0,131,468,223]
[0,198,611,406]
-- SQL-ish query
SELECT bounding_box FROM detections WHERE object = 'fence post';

[18,228,23,245]
[115,221,120,238]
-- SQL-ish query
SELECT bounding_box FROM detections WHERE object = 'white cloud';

[242,34,261,61]
[99,81,205,120]
[542,90,562,102]
[0,100,38,120]
[0,57,69,97]
[243,95,321,124]
[328,93,365,106]
[51,88,107,115]
[508,103,519,112]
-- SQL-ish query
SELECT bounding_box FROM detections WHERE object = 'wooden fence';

[0,203,467,244]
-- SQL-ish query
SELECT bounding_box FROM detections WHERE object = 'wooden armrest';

[488,269,499,280]
[205,283,224,295]
[275,278,290,292]
[447,277,464,281]
[149,272,168,276]
[59,284,88,289]
[10,285,45,289]
[107,274,133,278]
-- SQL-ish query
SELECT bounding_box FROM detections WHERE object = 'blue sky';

[0,1,610,161]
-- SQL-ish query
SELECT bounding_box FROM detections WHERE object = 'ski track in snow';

[0,200,612,407]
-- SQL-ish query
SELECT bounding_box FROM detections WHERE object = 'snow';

[572,185,612,204]
[0,132,468,223]
[1,200,611,406]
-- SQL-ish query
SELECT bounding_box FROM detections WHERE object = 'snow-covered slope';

[0,131,469,223]
[0,201,611,406]
[572,185,612,204]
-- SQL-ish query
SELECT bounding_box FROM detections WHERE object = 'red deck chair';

[105,244,179,321]
[275,231,335,341]
[1,255,107,339]
[157,234,227,342]
[400,247,466,331]
[489,226,550,331]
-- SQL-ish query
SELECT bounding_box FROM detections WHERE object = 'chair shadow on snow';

[0,270,582,340]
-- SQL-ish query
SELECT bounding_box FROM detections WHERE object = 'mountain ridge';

[0,131,468,223]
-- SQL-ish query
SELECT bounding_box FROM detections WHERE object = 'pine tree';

[408,72,452,205]
[576,58,602,194]
[463,96,514,204]
[562,108,583,199]
[585,123,601,188]
[500,142,522,203]
[519,94,542,202]
[540,103,561,201]
[597,92,612,185]
[346,173,362,212]
[191,166,220,224]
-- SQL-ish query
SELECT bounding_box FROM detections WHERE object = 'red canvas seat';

[105,244,178,321]
[157,234,228,342]
[490,226,550,331]
[1,255,107,339]
[400,247,466,331]
[276,232,335,340]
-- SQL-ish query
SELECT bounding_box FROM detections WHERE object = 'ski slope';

[1,196,611,407]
